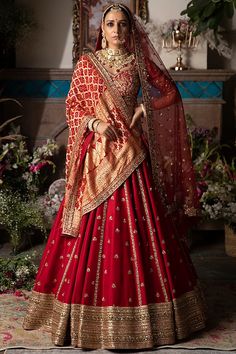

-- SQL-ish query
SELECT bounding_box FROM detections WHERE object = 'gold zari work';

[23,287,206,349]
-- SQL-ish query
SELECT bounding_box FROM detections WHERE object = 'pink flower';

[29,161,47,173]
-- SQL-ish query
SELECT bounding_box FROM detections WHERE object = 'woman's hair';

[102,3,132,28]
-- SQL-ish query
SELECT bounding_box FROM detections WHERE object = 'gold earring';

[102,31,107,49]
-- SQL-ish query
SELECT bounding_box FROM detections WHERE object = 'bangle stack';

[88,118,101,132]
[140,103,147,118]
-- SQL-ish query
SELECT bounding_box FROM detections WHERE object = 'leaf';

[180,9,188,15]
[207,10,223,29]
[201,3,217,19]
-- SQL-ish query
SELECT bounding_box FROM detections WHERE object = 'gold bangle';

[88,118,97,131]
[93,119,101,132]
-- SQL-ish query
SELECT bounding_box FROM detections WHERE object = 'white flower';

[15,266,30,278]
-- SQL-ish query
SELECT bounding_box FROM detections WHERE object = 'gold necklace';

[99,48,133,71]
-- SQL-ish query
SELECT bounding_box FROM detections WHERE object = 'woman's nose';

[113,24,118,33]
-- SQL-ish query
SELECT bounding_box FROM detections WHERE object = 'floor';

[1,229,236,354]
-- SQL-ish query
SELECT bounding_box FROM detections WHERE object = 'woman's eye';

[107,22,113,27]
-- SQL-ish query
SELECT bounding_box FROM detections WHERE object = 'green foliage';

[0,253,38,292]
[181,0,236,35]
[0,189,47,254]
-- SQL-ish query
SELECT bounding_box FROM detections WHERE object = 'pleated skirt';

[23,158,207,349]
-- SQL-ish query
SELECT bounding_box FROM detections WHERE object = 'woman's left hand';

[130,105,143,129]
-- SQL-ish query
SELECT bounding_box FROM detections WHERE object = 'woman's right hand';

[96,121,119,141]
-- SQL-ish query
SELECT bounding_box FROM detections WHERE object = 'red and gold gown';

[23,50,207,349]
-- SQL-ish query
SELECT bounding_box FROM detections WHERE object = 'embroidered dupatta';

[63,53,146,236]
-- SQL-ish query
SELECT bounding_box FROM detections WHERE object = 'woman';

[23,3,207,349]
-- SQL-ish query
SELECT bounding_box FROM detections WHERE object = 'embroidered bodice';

[95,50,140,112]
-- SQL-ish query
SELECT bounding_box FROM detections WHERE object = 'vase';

[225,225,236,257]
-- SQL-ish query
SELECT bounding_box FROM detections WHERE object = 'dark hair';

[102,4,132,27]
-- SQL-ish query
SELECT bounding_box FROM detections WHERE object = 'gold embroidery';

[88,52,136,126]
[23,285,206,348]
[56,241,78,298]
[124,183,142,306]
[93,201,107,306]
[136,169,168,302]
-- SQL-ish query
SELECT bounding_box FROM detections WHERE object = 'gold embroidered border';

[136,169,168,301]
[23,286,206,349]
[62,115,91,236]
[124,183,142,306]
[93,200,107,306]
[56,240,78,298]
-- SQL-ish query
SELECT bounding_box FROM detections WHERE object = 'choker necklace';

[99,47,132,71]
[106,47,128,57]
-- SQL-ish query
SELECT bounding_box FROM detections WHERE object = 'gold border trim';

[23,285,206,348]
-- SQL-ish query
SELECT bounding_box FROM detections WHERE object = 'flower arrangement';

[0,135,58,196]
[0,253,38,293]
[0,121,59,252]
[160,18,198,48]
[187,117,236,230]
[143,16,232,58]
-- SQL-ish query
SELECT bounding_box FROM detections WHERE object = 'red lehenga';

[23,10,207,349]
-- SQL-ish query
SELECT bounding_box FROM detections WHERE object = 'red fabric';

[34,157,198,307]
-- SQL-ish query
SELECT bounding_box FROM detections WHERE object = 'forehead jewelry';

[102,4,130,21]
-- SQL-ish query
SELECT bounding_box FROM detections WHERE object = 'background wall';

[15,0,236,70]
[13,0,217,69]
[16,0,73,68]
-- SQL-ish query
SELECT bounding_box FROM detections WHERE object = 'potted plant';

[181,0,236,58]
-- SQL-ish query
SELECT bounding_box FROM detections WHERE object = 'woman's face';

[102,10,129,49]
